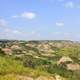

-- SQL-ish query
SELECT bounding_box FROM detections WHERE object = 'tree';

[0,48,5,55]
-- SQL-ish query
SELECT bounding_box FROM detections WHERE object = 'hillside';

[0,40,80,80]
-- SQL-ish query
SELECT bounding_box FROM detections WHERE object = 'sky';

[0,0,80,41]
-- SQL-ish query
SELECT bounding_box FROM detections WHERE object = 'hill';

[0,40,80,80]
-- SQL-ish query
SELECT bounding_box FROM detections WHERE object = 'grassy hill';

[0,40,80,80]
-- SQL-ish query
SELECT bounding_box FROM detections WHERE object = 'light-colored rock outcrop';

[67,63,80,71]
[57,56,73,65]
[2,48,12,55]
[35,76,55,80]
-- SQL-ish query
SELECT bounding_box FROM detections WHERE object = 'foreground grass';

[0,55,79,80]
[0,74,19,80]
[0,56,52,79]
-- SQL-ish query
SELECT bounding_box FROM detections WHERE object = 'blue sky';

[0,0,80,40]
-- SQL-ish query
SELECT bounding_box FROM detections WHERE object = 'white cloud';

[56,22,64,27]
[21,12,36,19]
[52,31,74,40]
[65,1,74,8]
[4,28,23,35]
[12,30,22,34]
[53,32,62,35]
[0,19,9,28]
[52,32,71,35]
[12,12,36,20]
[12,16,18,18]
[31,31,36,35]
[64,1,80,9]
[52,32,70,36]
[0,19,42,40]
[0,19,24,38]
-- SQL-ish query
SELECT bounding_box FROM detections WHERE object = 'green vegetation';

[0,40,80,80]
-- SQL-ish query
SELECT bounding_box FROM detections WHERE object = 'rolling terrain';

[0,40,80,80]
